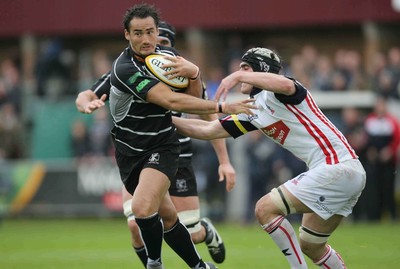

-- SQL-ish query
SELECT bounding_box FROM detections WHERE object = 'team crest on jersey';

[260,120,290,145]
[176,179,188,192]
[148,153,160,164]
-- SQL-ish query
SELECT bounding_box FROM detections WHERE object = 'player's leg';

[255,186,309,268]
[170,166,225,263]
[278,159,365,269]
[132,167,170,269]
[122,186,147,267]
[300,213,347,268]
[172,195,226,263]
[171,196,204,242]
[159,192,216,269]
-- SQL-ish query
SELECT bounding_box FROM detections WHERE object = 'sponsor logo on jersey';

[136,79,151,92]
[315,198,333,215]
[260,120,290,145]
[128,72,141,85]
[148,153,160,164]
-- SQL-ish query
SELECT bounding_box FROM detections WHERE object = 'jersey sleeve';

[274,77,307,105]
[91,71,111,100]
[111,60,160,101]
[219,113,258,138]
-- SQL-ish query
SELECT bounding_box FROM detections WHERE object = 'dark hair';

[123,3,160,31]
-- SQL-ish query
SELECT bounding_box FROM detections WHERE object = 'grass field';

[1,218,399,269]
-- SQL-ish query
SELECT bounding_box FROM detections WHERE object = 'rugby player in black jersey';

[75,3,255,269]
[77,21,233,267]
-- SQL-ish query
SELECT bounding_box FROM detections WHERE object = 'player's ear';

[124,29,130,41]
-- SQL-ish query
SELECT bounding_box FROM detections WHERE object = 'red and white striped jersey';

[220,79,358,169]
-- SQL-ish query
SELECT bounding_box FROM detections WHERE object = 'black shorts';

[115,145,179,195]
[169,165,198,197]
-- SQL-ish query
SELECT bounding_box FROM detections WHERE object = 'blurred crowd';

[0,38,399,223]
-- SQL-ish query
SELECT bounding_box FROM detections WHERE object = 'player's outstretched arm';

[75,90,107,114]
[215,70,296,101]
[147,83,256,115]
[172,116,230,141]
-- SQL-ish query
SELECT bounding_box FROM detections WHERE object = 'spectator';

[300,44,318,78]
[386,46,400,99]
[35,38,74,99]
[364,96,400,221]
[287,54,312,89]
[70,119,91,160]
[0,103,23,159]
[341,107,369,220]
[312,55,334,91]
[368,51,387,90]
[343,50,366,90]
[0,58,22,114]
[330,70,348,92]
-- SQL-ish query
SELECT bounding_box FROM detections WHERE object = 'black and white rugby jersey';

[90,46,202,162]
[89,45,198,161]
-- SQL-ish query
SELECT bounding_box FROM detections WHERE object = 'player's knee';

[255,194,273,223]
[299,226,330,258]
[255,187,296,223]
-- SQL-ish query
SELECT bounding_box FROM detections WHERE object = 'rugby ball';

[144,54,189,90]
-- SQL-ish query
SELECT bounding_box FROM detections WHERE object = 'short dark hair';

[123,3,160,31]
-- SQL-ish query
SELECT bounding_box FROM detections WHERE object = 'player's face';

[239,62,254,94]
[125,16,159,57]
[157,36,172,47]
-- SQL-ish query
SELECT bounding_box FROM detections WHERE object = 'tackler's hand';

[220,99,257,116]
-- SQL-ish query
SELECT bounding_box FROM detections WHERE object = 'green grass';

[1,218,399,268]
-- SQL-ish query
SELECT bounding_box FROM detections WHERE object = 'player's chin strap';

[250,87,262,97]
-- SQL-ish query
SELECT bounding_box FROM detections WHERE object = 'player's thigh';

[302,212,343,234]
[280,185,314,213]
[171,196,199,212]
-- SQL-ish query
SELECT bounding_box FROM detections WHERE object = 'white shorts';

[284,159,366,220]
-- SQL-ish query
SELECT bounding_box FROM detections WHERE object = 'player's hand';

[222,99,256,116]
[218,162,236,192]
[84,94,107,114]
[214,71,240,101]
[162,55,199,80]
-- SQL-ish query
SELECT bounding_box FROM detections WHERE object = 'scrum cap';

[158,21,176,47]
[241,47,281,74]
